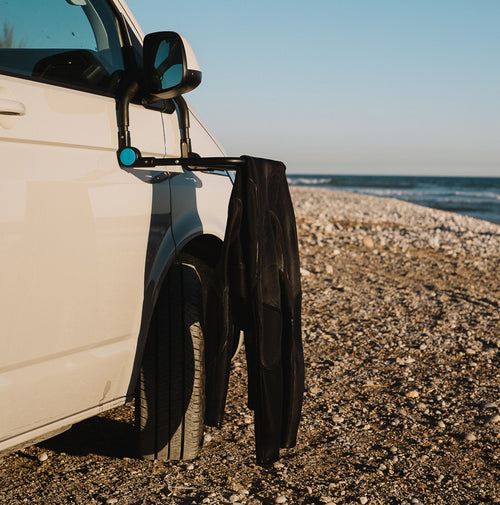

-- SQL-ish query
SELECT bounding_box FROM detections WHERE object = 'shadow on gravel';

[40,415,135,458]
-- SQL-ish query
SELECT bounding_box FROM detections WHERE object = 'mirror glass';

[153,39,183,91]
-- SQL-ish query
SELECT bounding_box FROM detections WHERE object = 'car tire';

[136,260,205,460]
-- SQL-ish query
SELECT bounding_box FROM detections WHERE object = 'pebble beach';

[1,186,499,505]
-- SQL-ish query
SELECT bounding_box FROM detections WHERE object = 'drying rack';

[117,87,247,182]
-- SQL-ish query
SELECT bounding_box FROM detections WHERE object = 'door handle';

[0,98,26,116]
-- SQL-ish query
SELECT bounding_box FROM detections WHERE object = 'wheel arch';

[126,232,223,398]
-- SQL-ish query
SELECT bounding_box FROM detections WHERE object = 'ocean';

[287,175,500,225]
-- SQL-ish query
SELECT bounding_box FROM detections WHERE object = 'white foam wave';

[287,177,332,186]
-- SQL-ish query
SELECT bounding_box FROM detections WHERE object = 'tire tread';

[136,261,206,460]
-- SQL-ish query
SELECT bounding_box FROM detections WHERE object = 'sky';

[126,0,500,176]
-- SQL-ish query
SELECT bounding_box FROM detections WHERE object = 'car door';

[0,0,166,444]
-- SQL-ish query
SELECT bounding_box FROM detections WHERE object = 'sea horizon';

[287,174,500,225]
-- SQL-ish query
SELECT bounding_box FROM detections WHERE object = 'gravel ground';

[1,187,499,505]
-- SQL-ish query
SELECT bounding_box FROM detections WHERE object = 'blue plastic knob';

[119,147,138,167]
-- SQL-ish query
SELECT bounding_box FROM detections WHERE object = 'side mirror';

[143,31,202,100]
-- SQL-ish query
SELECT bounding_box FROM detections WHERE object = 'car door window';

[0,0,125,95]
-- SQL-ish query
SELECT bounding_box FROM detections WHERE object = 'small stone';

[465,432,477,441]
[488,414,500,424]
[326,265,334,275]
[389,446,398,454]
[396,356,415,365]
[363,237,375,248]
[309,386,322,395]
[437,420,446,429]
[359,497,368,505]
[230,494,241,503]
[275,496,287,504]
[378,464,387,471]
[186,463,195,470]
[436,474,445,483]
[300,268,311,277]
[273,462,285,469]
[204,433,213,443]
[406,390,419,399]
[38,453,48,462]
[106,499,118,505]
[483,402,497,408]
[332,415,344,423]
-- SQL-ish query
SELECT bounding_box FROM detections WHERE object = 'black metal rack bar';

[131,156,246,171]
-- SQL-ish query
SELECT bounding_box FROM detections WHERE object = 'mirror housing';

[143,31,202,100]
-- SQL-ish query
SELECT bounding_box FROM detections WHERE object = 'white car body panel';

[0,74,160,444]
[170,107,232,247]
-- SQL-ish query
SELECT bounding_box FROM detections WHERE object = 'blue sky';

[127,0,500,176]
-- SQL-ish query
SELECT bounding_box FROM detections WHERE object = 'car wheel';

[136,261,205,460]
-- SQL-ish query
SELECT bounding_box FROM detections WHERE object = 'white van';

[0,0,236,460]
